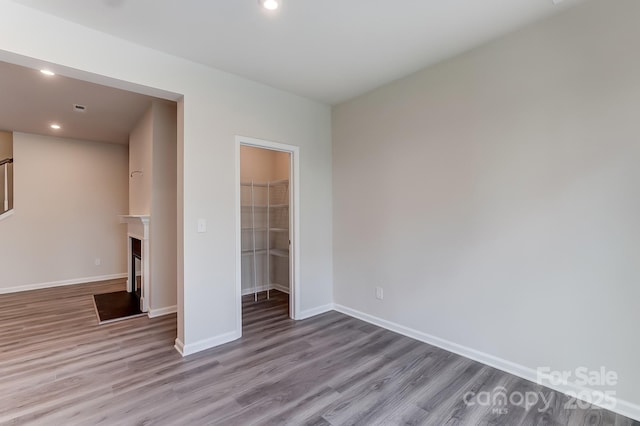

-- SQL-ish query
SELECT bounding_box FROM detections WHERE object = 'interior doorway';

[236,136,299,326]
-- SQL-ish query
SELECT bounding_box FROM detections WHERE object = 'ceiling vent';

[73,104,87,112]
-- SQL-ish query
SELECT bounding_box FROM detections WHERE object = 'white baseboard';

[298,303,334,320]
[174,330,241,357]
[148,305,177,318]
[174,338,185,356]
[614,400,640,424]
[0,273,128,294]
[0,209,14,222]
[272,283,290,294]
[242,285,269,296]
[333,304,640,422]
[242,284,290,296]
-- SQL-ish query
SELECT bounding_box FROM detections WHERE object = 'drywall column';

[150,101,178,314]
[129,101,178,315]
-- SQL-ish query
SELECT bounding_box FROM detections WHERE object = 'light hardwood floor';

[0,280,636,425]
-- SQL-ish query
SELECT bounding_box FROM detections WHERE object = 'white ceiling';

[14,0,583,105]
[0,60,159,144]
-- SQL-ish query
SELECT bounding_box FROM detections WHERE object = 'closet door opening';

[236,137,298,327]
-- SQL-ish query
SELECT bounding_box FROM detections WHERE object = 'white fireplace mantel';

[119,215,150,239]
[119,215,150,313]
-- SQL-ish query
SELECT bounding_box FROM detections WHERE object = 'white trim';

[174,338,185,356]
[0,273,127,294]
[241,284,289,297]
[174,330,241,357]
[333,304,640,422]
[290,145,301,320]
[241,285,271,297]
[235,140,243,337]
[298,303,335,320]
[148,305,177,318]
[119,216,150,313]
[271,283,290,294]
[615,400,640,423]
[0,209,14,222]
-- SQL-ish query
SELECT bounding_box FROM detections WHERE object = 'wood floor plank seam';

[0,281,637,425]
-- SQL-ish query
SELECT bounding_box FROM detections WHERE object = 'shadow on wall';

[0,131,13,214]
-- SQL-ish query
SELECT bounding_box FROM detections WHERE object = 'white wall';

[274,152,290,182]
[0,0,333,354]
[240,145,289,183]
[0,131,11,158]
[0,133,128,290]
[332,0,640,416]
[129,107,153,215]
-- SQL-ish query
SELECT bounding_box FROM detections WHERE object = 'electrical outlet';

[375,286,384,300]
[94,258,101,266]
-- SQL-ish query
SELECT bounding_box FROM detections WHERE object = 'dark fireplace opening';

[131,237,142,298]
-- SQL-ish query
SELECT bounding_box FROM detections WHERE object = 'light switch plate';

[375,286,384,300]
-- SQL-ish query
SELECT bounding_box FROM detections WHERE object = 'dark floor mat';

[93,291,145,324]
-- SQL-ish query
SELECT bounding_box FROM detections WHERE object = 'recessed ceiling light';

[40,69,55,76]
[50,124,61,130]
[259,0,279,11]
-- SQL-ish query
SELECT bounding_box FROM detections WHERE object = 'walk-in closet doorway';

[235,136,300,329]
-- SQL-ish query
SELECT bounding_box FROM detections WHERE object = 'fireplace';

[119,215,150,312]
